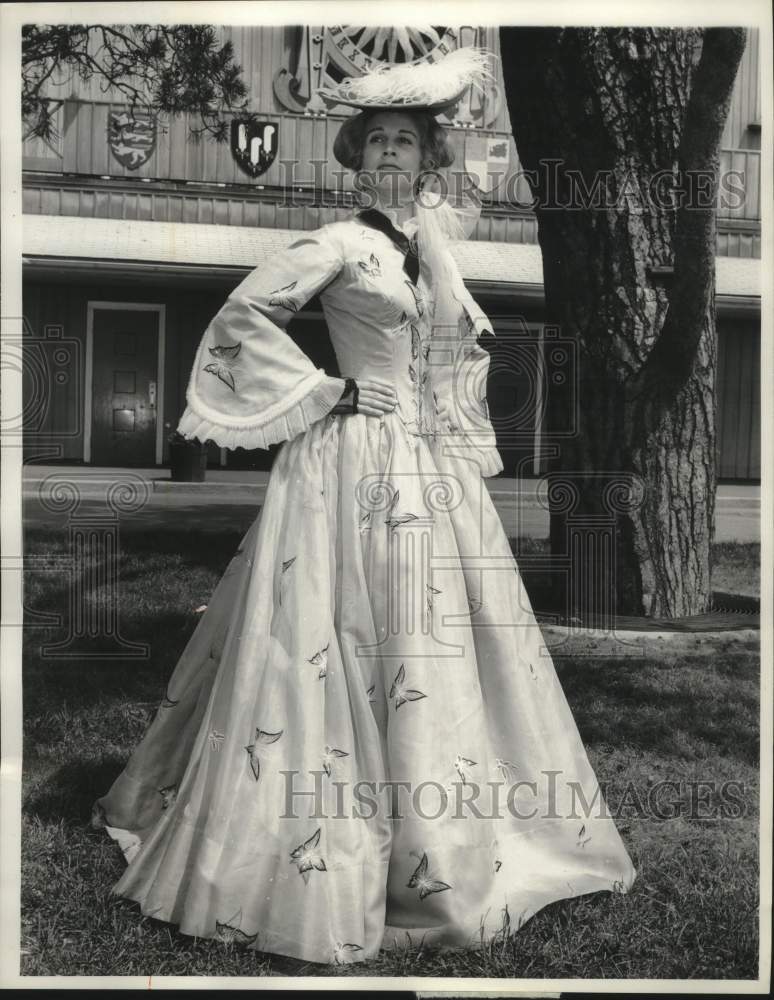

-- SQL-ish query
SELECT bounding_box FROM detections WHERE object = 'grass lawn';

[19,527,760,980]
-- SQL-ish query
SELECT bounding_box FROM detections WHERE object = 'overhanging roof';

[21,215,761,307]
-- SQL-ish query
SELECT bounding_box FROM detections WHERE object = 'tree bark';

[499,27,747,617]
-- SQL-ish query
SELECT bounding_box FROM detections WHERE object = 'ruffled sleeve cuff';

[177,371,347,451]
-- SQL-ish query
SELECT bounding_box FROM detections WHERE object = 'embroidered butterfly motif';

[322,744,349,777]
[358,253,381,278]
[215,910,258,947]
[158,784,178,810]
[333,941,364,964]
[405,280,424,316]
[389,664,427,710]
[407,851,451,899]
[290,827,327,883]
[269,280,299,312]
[495,758,519,782]
[308,643,330,679]
[244,727,283,781]
[577,823,592,848]
[203,342,242,392]
[384,490,418,531]
[209,730,225,751]
[411,325,421,361]
[468,596,483,615]
[278,555,296,607]
[453,754,478,785]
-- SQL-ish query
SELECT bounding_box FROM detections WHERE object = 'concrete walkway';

[20,465,761,542]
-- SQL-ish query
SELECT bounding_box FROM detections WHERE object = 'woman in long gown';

[93,49,636,966]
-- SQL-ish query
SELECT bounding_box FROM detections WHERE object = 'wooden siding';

[720,27,760,149]
[717,149,760,221]
[21,180,541,244]
[716,319,761,480]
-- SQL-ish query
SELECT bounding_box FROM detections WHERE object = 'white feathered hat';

[317,46,494,116]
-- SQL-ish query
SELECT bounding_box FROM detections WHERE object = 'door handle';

[149,381,157,407]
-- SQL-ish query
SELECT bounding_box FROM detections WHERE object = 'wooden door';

[91,308,158,466]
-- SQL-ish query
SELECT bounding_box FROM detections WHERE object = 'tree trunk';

[499,27,747,617]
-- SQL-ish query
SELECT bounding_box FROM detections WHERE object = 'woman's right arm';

[177,227,351,451]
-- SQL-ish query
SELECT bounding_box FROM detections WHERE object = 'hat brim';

[318,89,464,117]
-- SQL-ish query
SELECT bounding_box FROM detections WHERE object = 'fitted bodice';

[320,222,437,437]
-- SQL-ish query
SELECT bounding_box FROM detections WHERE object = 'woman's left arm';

[177,226,348,451]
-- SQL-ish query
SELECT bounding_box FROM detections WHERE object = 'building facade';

[21,25,762,479]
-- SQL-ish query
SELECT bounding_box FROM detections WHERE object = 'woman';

[94,49,636,965]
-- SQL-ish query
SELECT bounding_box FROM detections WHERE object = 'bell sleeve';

[176,227,348,450]
[428,252,504,478]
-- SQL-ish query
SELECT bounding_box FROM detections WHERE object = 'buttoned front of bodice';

[321,222,437,437]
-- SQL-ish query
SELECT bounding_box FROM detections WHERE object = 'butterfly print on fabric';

[209,730,225,751]
[384,491,418,531]
[268,280,300,312]
[290,827,327,883]
[426,584,442,616]
[245,727,283,781]
[389,664,427,710]
[495,758,519,782]
[203,342,242,392]
[322,745,349,777]
[405,280,424,316]
[278,555,296,607]
[453,754,477,785]
[308,643,330,680]
[215,910,258,947]
[407,851,452,900]
[333,941,364,964]
[358,253,381,278]
[577,824,592,848]
[158,785,178,810]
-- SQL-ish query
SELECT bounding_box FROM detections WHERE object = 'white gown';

[94,215,636,965]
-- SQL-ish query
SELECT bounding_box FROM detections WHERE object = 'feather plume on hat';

[318,46,494,115]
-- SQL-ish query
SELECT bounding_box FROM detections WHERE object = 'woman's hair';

[333,110,455,172]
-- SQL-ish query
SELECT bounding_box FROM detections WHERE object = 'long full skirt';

[94,411,636,965]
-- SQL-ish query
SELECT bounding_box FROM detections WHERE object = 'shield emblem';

[108,111,156,170]
[465,135,510,193]
[231,119,280,178]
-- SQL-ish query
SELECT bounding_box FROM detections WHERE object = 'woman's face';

[359,112,423,202]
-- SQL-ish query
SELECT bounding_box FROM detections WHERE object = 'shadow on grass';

[24,755,128,825]
[555,653,759,765]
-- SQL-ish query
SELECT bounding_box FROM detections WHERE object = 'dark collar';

[356,208,415,255]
